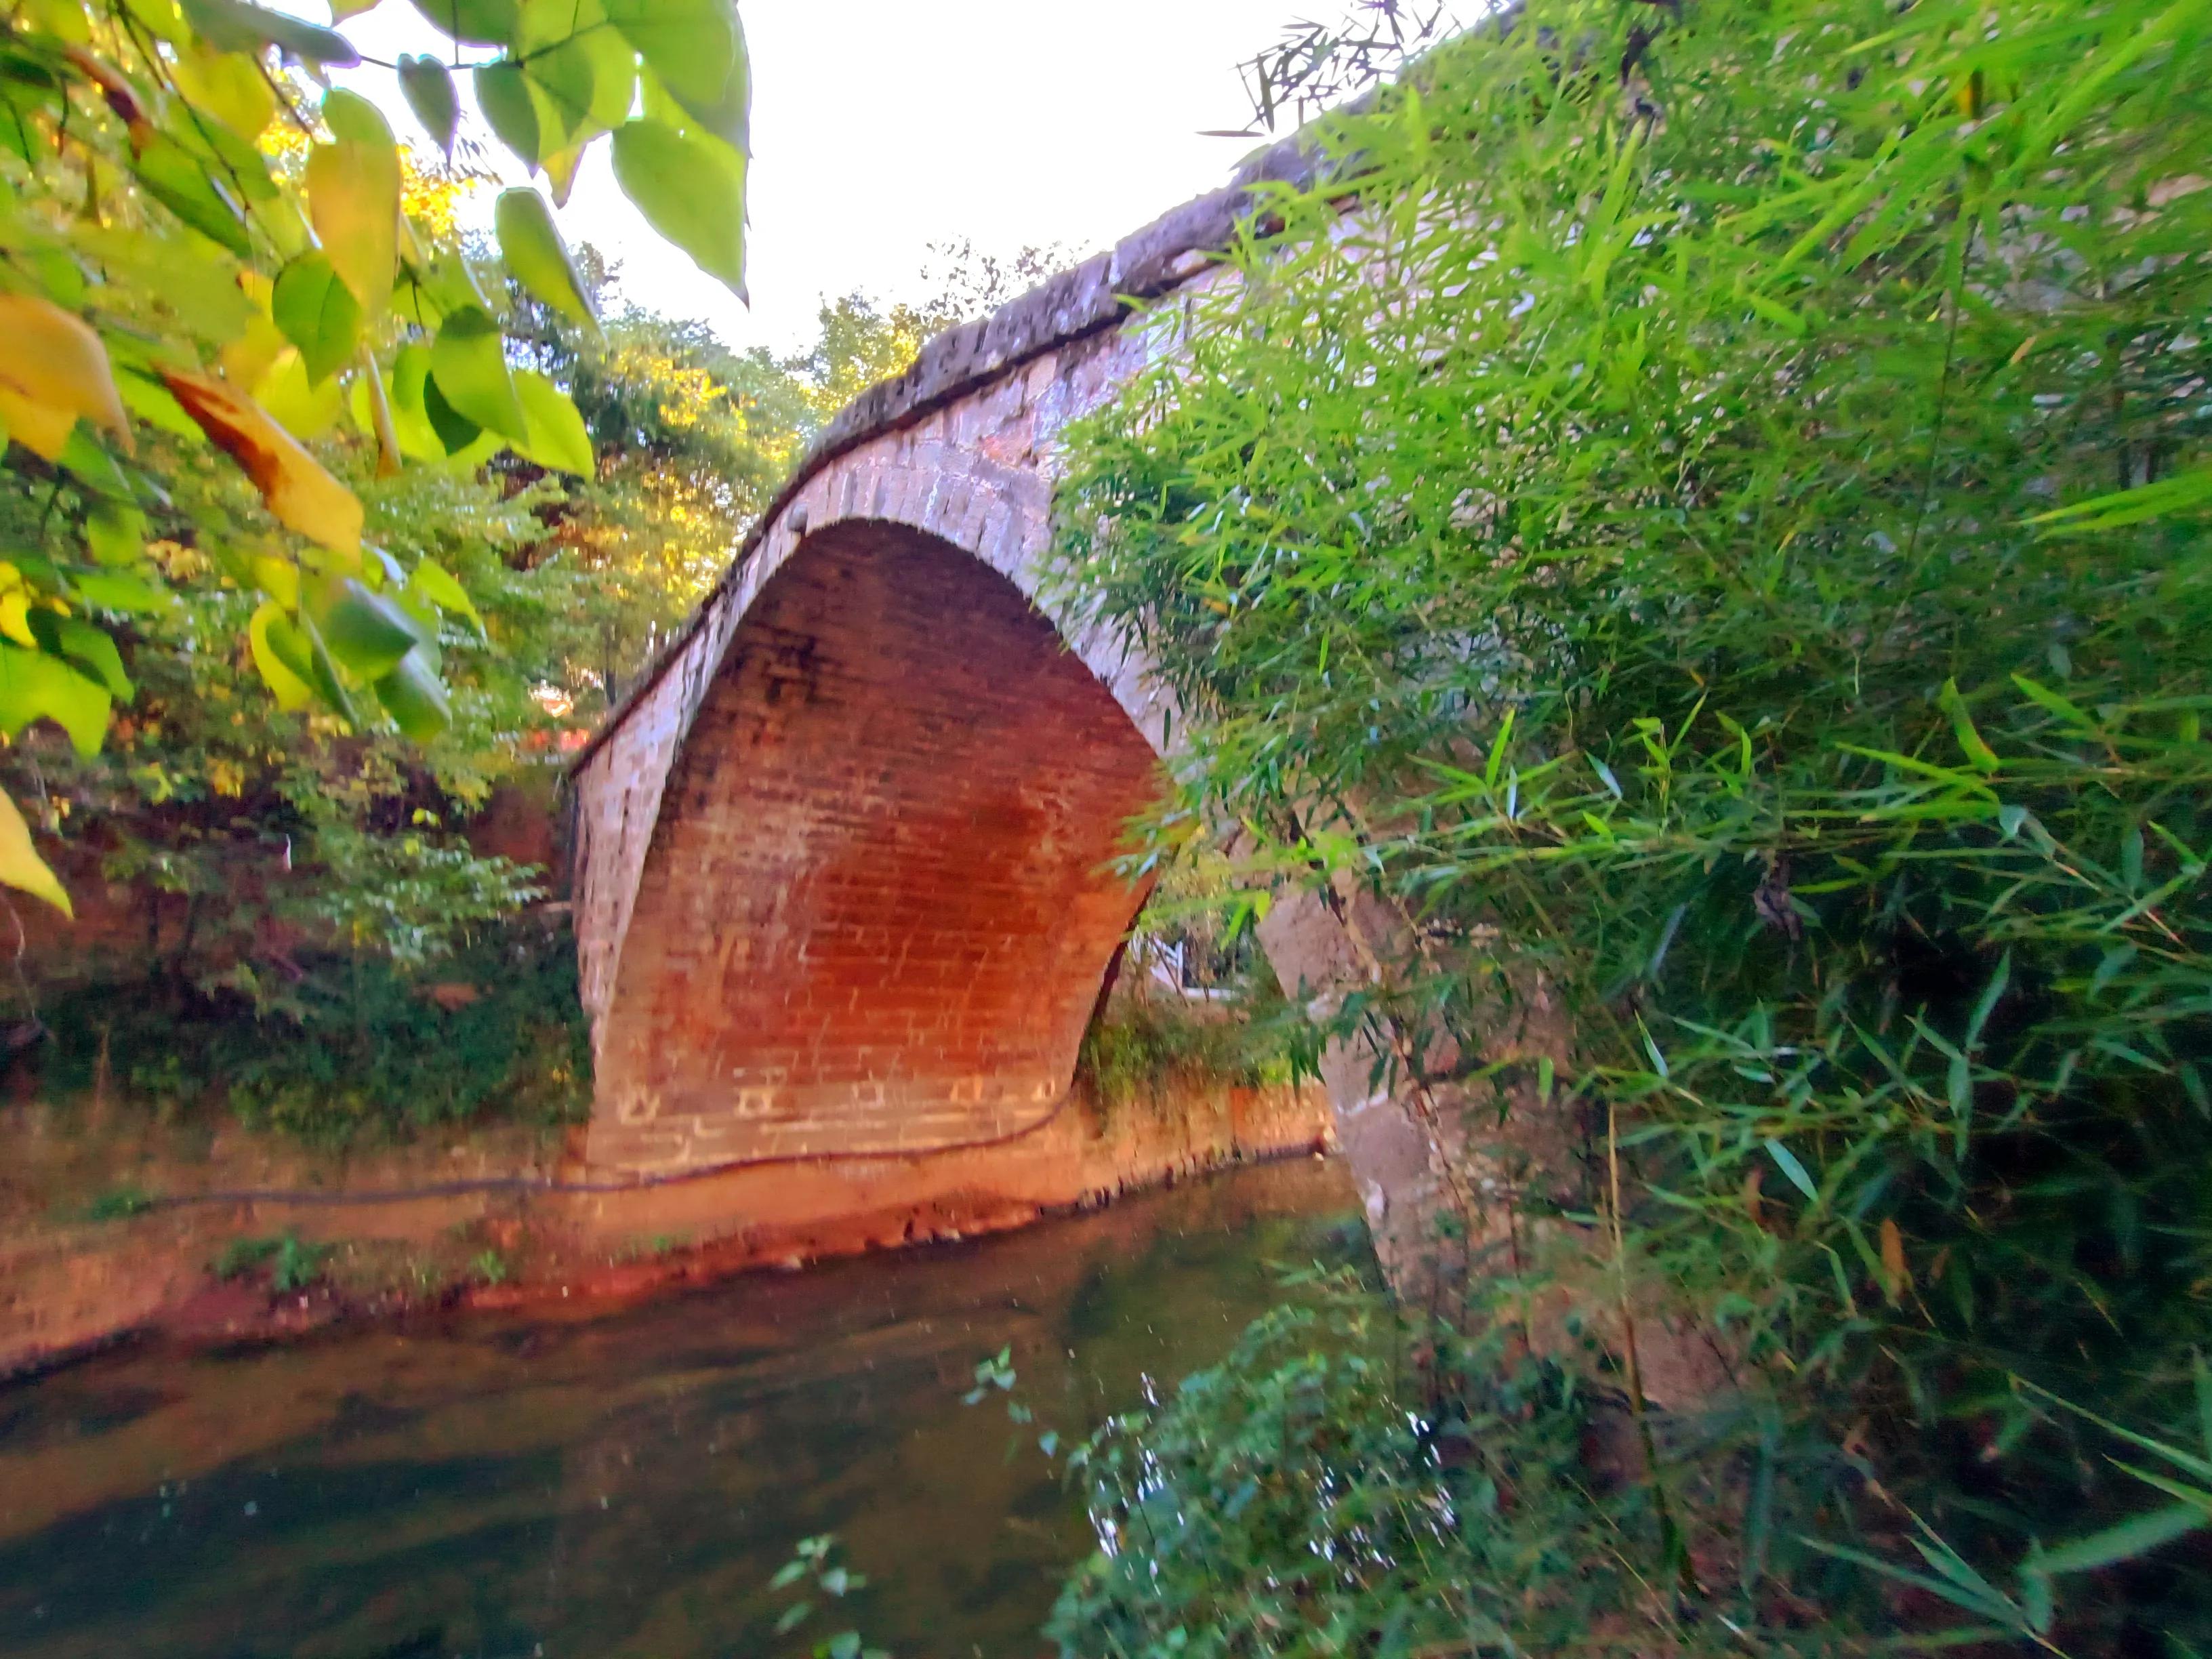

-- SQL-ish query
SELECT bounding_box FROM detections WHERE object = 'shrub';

[41,916,591,1147]
[1052,0,2212,1646]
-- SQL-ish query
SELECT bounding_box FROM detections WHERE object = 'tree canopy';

[0,0,753,914]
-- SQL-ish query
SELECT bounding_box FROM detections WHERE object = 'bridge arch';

[587,516,1165,1174]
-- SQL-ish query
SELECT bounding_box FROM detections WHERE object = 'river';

[0,1155,1362,1659]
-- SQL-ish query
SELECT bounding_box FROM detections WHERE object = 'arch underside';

[590,519,1162,1174]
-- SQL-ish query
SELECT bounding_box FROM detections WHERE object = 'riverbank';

[1,1074,1333,1382]
[0,1155,1364,1659]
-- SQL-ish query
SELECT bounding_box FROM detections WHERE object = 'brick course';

[589,522,1160,1171]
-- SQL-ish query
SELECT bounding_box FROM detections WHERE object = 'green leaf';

[131,136,251,257]
[428,306,528,443]
[773,1601,811,1635]
[374,647,451,741]
[0,642,111,755]
[609,0,748,149]
[767,1560,808,1592]
[474,61,540,171]
[271,252,364,384]
[2031,465,2212,534]
[293,609,359,726]
[828,1633,862,1659]
[611,117,747,300]
[397,54,459,154]
[407,0,517,45]
[71,570,174,615]
[248,600,314,711]
[2036,1503,2208,1575]
[419,371,484,457]
[513,369,594,475]
[54,428,135,499]
[83,502,144,567]
[510,0,634,156]
[54,618,130,701]
[177,0,359,64]
[495,188,599,331]
[307,134,401,315]
[1938,678,2001,774]
[310,577,420,680]
[320,87,391,147]
[1764,1138,1819,1204]
[409,557,485,637]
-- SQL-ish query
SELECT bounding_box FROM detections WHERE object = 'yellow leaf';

[247,600,314,710]
[22,0,91,43]
[161,368,363,553]
[1879,1218,1910,1301]
[0,594,35,649]
[170,43,274,139]
[249,551,300,609]
[307,138,401,317]
[0,787,70,918]
[0,386,77,462]
[0,293,131,452]
[542,142,586,207]
[253,348,344,439]
[220,306,290,390]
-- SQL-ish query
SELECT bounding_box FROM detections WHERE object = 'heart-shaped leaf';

[610,117,746,300]
[474,60,540,170]
[512,369,594,476]
[0,787,70,917]
[0,642,112,756]
[494,188,599,331]
[248,599,315,710]
[307,134,400,316]
[397,54,459,153]
[271,251,363,384]
[374,647,452,740]
[428,306,529,443]
[131,136,252,257]
[310,577,420,680]
[178,0,359,64]
[162,367,363,552]
[407,0,516,47]
[610,0,747,150]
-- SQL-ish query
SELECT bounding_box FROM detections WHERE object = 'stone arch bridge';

[566,140,1448,1271]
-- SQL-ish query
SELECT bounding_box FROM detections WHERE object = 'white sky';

[318,0,1306,354]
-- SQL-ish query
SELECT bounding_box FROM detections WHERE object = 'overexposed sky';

[319,0,1306,352]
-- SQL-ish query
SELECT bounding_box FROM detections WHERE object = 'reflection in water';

[0,1156,1361,1659]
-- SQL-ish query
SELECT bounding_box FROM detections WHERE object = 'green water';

[0,1156,1362,1659]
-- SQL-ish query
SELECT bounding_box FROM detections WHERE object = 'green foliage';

[766,1533,888,1659]
[79,1181,155,1221]
[215,1231,332,1292]
[44,917,591,1146]
[1052,1275,1737,1658]
[1052,0,2212,1646]
[1076,989,1301,1118]
[0,0,754,914]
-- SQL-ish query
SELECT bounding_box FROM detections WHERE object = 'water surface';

[0,1156,1361,1659]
